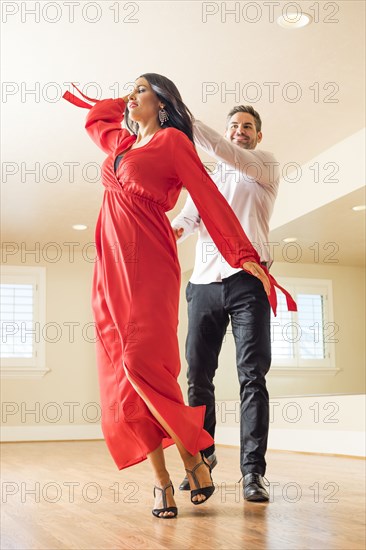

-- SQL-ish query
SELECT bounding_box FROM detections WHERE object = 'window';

[0,266,47,378]
[270,278,338,374]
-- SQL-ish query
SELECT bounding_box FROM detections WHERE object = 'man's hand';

[173,227,184,240]
[243,262,271,296]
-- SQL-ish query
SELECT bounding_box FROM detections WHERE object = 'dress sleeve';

[172,130,260,267]
[62,83,133,155]
[85,98,132,155]
[172,130,297,315]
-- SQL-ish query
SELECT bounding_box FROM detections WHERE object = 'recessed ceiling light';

[277,12,312,29]
[72,224,88,231]
[352,205,366,212]
[283,237,298,243]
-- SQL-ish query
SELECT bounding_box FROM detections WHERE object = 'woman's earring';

[159,108,169,126]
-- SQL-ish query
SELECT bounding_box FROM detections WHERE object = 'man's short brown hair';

[226,105,262,133]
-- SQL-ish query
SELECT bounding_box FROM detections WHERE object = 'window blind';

[0,284,34,358]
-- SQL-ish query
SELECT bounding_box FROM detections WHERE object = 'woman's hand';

[122,94,130,103]
[243,262,271,296]
[173,227,184,240]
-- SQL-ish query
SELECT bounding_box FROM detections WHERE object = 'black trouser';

[185,270,271,476]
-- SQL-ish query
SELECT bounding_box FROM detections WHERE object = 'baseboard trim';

[2,424,363,458]
[215,426,365,457]
[0,424,103,442]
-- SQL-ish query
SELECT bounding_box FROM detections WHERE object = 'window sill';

[269,367,341,376]
[1,367,51,379]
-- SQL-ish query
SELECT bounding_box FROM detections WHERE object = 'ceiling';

[1,0,365,267]
[270,187,366,267]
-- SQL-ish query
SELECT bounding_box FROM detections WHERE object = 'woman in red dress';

[63,74,295,518]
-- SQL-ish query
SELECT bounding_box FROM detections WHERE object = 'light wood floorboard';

[1,441,365,550]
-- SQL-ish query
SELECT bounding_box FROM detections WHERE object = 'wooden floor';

[1,441,365,550]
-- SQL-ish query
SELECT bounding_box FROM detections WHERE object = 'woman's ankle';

[183,452,202,469]
[154,471,171,488]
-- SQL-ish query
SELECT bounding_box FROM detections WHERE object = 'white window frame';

[0,266,48,379]
[270,277,340,376]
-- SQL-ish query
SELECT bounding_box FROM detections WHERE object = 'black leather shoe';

[179,475,190,491]
[179,452,217,491]
[243,473,269,502]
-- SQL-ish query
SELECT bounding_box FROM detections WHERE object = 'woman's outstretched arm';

[171,129,296,315]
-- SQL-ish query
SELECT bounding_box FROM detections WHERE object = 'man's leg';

[178,280,229,491]
[186,280,230,456]
[225,271,271,500]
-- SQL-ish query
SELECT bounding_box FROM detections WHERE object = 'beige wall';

[1,251,364,432]
[269,262,365,397]
[1,250,196,430]
[178,263,365,400]
[215,395,365,457]
[1,251,99,428]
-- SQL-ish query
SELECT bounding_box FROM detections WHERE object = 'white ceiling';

[1,0,365,266]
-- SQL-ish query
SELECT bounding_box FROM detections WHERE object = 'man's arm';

[193,119,279,187]
[171,193,201,243]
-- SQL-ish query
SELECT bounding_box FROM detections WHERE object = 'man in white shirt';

[172,106,279,502]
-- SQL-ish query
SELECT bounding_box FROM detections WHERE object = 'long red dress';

[63,87,296,470]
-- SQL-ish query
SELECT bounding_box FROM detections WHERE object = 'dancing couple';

[63,73,296,518]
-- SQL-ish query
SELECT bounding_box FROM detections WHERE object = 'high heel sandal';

[152,481,178,519]
[185,460,215,505]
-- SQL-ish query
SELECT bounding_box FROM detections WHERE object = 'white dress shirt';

[171,120,280,284]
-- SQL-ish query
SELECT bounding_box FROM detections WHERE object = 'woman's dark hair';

[124,73,194,143]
